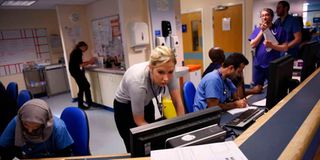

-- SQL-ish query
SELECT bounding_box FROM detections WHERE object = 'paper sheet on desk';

[227,106,258,115]
[252,98,266,107]
[151,141,248,160]
[263,28,278,52]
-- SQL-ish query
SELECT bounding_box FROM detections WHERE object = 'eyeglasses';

[260,14,271,18]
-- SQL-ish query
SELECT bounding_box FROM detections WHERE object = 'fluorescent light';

[1,0,36,6]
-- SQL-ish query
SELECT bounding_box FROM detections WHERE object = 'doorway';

[213,4,243,55]
[181,11,203,71]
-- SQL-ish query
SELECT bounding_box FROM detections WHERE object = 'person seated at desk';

[113,46,185,152]
[202,47,225,78]
[201,48,255,99]
[0,99,74,159]
[193,53,249,111]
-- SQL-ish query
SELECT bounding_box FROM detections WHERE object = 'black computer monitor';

[129,106,222,157]
[266,55,294,109]
[301,41,320,82]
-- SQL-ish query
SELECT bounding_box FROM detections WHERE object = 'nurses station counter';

[41,68,320,159]
[84,66,189,109]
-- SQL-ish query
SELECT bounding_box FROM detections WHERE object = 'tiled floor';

[41,92,126,155]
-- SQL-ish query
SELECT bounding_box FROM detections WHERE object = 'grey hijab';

[15,99,54,146]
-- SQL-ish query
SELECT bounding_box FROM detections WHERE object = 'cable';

[221,126,239,140]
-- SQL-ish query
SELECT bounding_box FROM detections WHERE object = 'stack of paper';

[151,141,248,160]
[263,28,278,52]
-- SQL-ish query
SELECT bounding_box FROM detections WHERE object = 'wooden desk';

[235,67,320,159]
[42,68,320,160]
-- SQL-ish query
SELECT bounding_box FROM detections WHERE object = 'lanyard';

[148,72,165,115]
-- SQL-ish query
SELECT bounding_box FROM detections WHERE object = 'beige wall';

[0,9,61,90]
[181,0,253,84]
[86,0,119,53]
[118,0,151,67]
[56,5,92,98]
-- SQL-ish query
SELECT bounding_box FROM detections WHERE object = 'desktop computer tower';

[165,124,226,148]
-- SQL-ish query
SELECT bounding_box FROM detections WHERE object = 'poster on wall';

[91,15,124,69]
[222,17,231,31]
[0,28,50,76]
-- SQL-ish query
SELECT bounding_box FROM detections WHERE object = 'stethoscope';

[148,72,165,115]
[218,70,233,103]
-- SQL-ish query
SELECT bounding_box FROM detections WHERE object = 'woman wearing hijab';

[0,99,74,159]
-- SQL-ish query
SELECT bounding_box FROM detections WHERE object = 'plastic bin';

[162,97,177,119]
[186,64,201,88]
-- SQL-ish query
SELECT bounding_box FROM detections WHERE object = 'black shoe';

[79,105,89,110]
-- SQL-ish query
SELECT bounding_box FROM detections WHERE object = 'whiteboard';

[0,28,50,76]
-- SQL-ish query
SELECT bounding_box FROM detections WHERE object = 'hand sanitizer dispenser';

[170,36,179,48]
[129,22,149,51]
[156,37,166,47]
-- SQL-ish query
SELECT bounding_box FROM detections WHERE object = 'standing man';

[275,0,301,59]
[193,53,249,111]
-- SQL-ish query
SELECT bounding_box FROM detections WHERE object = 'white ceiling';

[1,0,319,11]
[0,0,97,10]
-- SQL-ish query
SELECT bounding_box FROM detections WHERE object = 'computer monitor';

[266,55,294,109]
[301,41,319,82]
[129,106,222,157]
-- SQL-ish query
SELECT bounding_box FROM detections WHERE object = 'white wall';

[56,5,92,98]
[86,0,120,54]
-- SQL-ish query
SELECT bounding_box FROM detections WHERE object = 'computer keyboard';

[225,108,265,128]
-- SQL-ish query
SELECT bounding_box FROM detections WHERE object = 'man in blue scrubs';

[275,1,301,59]
[193,53,249,111]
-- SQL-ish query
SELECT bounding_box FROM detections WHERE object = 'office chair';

[17,90,33,108]
[183,81,196,113]
[60,107,90,156]
[6,82,18,101]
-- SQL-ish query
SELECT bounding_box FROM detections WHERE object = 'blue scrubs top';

[249,25,287,68]
[274,15,301,58]
[193,70,237,111]
[0,116,74,158]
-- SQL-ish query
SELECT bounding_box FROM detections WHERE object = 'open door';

[181,11,203,72]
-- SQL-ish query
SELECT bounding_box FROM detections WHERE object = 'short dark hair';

[278,1,290,11]
[75,41,88,49]
[222,53,249,69]
[208,47,225,64]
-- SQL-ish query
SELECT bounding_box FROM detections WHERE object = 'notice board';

[91,15,124,66]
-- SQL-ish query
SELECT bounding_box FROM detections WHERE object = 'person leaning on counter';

[113,46,185,152]
[68,41,96,110]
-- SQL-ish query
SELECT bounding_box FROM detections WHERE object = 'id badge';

[152,95,163,120]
